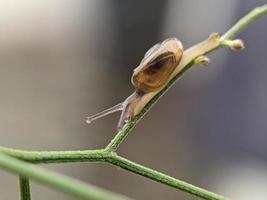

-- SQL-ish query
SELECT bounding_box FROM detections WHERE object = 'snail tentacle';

[86,103,124,124]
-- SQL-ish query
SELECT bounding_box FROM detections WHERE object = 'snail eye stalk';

[86,103,124,124]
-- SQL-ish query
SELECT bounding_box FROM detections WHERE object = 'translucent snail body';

[86,33,221,130]
[86,38,184,130]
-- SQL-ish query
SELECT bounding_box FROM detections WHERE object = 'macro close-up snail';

[0,2,265,200]
[86,33,242,130]
[86,37,184,130]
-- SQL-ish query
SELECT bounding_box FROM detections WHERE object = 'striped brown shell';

[131,38,183,93]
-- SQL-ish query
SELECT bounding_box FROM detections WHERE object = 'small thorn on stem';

[195,56,211,66]
[221,39,245,51]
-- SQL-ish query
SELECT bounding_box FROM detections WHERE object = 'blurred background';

[0,0,266,200]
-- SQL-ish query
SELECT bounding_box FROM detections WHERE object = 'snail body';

[86,34,221,130]
[86,38,184,130]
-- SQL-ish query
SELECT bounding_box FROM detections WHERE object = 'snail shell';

[131,38,183,94]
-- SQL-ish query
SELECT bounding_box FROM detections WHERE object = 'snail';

[86,38,183,130]
[86,33,222,130]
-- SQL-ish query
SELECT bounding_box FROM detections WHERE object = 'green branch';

[2,146,227,200]
[0,4,267,200]
[19,176,31,200]
[107,154,227,200]
[1,146,227,200]
[0,146,108,163]
[221,5,267,40]
[0,153,131,200]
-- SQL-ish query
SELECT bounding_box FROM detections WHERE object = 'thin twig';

[0,145,228,200]
[221,5,267,40]
[19,176,31,200]
[0,146,108,163]
[107,154,227,200]
[0,153,131,200]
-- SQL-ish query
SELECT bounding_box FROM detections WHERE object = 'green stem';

[0,146,227,200]
[107,154,227,200]
[0,146,108,163]
[19,176,31,200]
[221,5,267,40]
[0,145,228,200]
[0,153,131,200]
